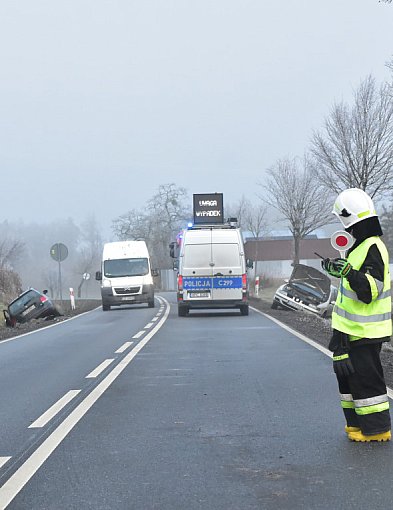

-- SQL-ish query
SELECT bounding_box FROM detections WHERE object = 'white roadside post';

[69,287,76,310]
[255,276,260,296]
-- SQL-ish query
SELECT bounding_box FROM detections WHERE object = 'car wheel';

[178,305,189,317]
[102,303,110,311]
[240,305,249,316]
[271,300,278,309]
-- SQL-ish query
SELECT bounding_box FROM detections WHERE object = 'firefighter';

[322,188,391,442]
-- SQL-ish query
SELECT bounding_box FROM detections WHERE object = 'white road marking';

[0,458,11,469]
[250,306,393,399]
[132,331,144,339]
[115,341,134,353]
[0,308,100,345]
[151,317,159,322]
[0,298,170,509]
[86,359,115,378]
[28,390,81,429]
[144,322,154,329]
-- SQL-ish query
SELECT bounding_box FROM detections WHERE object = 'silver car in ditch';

[272,264,337,317]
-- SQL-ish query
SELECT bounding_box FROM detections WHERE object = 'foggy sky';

[1,0,393,235]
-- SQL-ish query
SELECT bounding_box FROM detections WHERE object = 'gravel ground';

[2,294,393,391]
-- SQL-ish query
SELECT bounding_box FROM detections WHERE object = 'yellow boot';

[345,426,360,434]
[348,430,391,442]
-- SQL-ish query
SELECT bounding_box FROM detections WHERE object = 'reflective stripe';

[354,394,388,407]
[333,306,391,323]
[341,401,355,409]
[355,402,390,415]
[333,353,349,361]
[340,393,354,402]
[339,286,390,302]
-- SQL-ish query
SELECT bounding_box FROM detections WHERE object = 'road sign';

[83,272,91,280]
[330,231,354,257]
[50,243,68,262]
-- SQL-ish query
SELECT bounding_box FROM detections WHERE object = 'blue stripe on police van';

[183,277,243,289]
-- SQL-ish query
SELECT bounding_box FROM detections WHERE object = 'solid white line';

[132,331,144,339]
[250,306,393,399]
[115,341,134,354]
[85,359,114,379]
[144,322,153,329]
[0,298,170,509]
[28,390,81,429]
[0,458,11,469]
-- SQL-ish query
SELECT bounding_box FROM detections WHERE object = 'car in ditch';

[271,264,337,317]
[3,288,61,327]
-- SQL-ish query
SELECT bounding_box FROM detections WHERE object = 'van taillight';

[178,275,183,291]
[40,296,48,303]
[242,274,247,290]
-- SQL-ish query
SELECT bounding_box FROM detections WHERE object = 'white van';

[95,241,155,311]
[176,224,250,316]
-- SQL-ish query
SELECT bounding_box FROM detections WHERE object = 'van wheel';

[178,305,189,317]
[148,298,155,308]
[240,305,249,316]
[102,304,110,311]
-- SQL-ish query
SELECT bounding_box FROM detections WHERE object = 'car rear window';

[212,243,241,268]
[183,245,212,269]
[9,290,41,315]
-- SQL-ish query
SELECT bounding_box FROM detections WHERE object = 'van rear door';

[210,242,243,301]
[182,233,214,300]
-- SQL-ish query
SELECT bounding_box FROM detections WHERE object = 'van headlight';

[102,279,111,287]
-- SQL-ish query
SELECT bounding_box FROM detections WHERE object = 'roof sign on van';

[193,193,224,225]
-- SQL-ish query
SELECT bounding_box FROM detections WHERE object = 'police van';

[175,222,250,316]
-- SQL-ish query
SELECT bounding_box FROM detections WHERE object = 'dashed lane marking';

[132,331,145,339]
[115,341,134,353]
[0,459,11,470]
[28,390,81,429]
[144,322,154,329]
[0,297,170,509]
[86,359,115,379]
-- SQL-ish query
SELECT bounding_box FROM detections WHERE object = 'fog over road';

[0,293,393,509]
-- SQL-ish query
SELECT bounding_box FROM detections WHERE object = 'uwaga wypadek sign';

[193,193,224,224]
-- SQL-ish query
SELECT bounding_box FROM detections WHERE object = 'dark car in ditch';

[271,264,337,317]
[3,288,60,327]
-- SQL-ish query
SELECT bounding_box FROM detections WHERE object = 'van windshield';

[104,258,149,277]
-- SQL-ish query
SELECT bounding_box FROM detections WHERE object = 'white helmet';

[332,188,377,229]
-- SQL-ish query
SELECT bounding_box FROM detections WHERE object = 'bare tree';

[227,196,269,276]
[311,76,393,198]
[112,183,190,269]
[261,156,333,265]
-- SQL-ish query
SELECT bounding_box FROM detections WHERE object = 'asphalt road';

[1,293,393,509]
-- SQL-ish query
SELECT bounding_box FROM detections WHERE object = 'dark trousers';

[337,343,391,435]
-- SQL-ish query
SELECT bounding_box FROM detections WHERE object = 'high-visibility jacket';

[332,236,392,340]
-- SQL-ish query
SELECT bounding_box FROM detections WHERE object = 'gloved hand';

[332,350,355,378]
[329,331,355,378]
[322,258,352,278]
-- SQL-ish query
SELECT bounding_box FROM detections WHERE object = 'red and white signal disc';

[330,230,354,255]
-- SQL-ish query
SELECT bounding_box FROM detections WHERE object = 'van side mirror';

[246,259,254,269]
[152,269,159,277]
[169,241,176,258]
[95,271,102,281]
